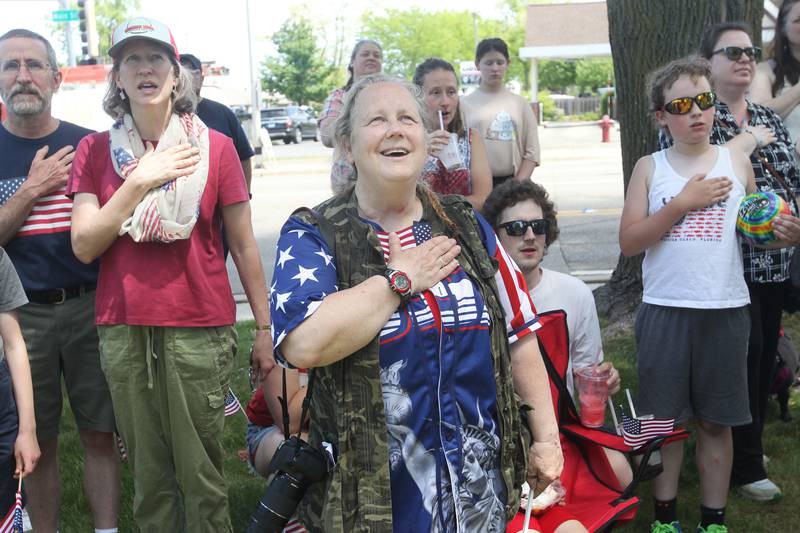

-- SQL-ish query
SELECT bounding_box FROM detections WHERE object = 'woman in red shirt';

[67,17,271,533]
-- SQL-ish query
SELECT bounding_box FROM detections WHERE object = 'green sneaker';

[652,521,683,533]
[696,525,729,533]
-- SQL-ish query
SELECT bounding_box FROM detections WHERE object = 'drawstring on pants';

[144,326,158,389]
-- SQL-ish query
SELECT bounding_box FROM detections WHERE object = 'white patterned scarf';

[109,113,210,243]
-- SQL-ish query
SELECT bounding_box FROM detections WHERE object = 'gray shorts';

[635,303,751,426]
[18,292,115,440]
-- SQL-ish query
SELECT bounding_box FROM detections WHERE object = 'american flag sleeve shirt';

[270,210,538,532]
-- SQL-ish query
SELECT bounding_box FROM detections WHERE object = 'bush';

[575,111,602,122]
[537,91,565,122]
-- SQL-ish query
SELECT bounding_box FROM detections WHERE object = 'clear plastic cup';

[575,366,611,428]
[437,132,463,170]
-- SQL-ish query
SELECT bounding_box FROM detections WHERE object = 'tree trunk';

[597,0,763,325]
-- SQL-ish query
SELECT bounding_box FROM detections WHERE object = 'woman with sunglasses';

[660,22,800,506]
[462,38,540,187]
[751,0,800,146]
[626,56,759,533]
[413,58,492,209]
[697,21,800,505]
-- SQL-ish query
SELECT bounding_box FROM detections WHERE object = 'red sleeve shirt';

[67,129,248,326]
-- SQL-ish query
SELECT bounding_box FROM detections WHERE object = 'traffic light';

[77,0,98,58]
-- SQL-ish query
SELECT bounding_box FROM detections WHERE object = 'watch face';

[393,274,410,292]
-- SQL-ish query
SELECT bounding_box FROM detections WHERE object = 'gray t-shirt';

[0,247,27,362]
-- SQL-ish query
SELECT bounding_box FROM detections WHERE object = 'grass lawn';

[51,319,799,532]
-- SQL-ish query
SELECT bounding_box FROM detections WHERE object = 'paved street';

[232,124,624,319]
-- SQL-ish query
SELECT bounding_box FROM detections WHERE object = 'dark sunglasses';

[499,219,549,237]
[712,46,761,62]
[662,92,717,115]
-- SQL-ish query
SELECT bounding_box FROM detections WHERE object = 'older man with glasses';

[0,29,119,533]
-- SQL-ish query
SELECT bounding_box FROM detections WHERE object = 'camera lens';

[245,472,306,533]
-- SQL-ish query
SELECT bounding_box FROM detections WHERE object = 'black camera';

[245,435,329,533]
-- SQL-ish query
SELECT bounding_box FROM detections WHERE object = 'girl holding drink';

[413,58,492,209]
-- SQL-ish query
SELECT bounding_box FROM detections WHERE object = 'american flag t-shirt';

[622,413,675,449]
[0,178,72,238]
[269,212,538,531]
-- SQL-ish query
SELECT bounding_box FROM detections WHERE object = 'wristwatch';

[383,268,413,302]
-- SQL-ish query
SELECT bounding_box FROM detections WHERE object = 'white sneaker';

[739,478,782,501]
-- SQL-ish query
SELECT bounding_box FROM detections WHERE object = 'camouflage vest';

[294,188,529,532]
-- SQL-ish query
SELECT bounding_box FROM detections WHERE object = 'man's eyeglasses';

[499,219,549,237]
[0,59,52,76]
[712,46,761,62]
[662,91,717,115]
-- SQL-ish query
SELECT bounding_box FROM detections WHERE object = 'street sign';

[52,9,80,22]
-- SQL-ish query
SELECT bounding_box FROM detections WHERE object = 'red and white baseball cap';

[108,17,179,61]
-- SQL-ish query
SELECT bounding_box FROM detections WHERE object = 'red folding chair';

[507,310,689,533]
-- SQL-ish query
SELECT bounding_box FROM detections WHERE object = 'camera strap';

[279,368,290,440]
[298,370,316,439]
[279,366,318,440]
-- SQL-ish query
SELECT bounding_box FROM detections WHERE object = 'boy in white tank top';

[619,57,771,533]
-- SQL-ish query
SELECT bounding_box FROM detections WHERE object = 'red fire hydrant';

[599,114,613,143]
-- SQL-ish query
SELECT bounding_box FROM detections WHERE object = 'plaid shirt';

[318,87,346,124]
[319,88,355,192]
[660,100,799,283]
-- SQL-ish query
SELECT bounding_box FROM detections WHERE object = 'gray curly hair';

[102,46,196,120]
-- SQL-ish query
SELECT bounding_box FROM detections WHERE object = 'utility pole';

[472,12,479,51]
[246,0,262,158]
[59,0,76,66]
[78,0,99,63]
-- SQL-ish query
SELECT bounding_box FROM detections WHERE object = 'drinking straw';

[625,388,637,418]
[522,484,535,533]
[438,110,445,130]
[608,397,621,435]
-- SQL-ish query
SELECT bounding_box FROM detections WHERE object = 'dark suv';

[261,106,319,144]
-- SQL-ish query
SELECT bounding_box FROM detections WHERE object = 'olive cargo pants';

[98,325,237,533]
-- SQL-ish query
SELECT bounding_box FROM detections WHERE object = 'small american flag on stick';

[224,388,242,417]
[0,479,22,533]
[622,413,674,449]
